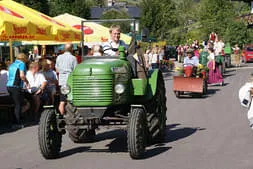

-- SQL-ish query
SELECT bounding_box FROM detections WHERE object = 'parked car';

[242,45,253,63]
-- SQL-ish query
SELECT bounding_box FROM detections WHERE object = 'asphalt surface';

[1,63,253,169]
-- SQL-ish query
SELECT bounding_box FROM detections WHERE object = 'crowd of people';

[175,32,243,86]
[0,24,132,128]
[0,55,53,127]
[0,27,244,129]
[0,42,79,128]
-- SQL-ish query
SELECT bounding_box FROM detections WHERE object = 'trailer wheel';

[128,107,146,159]
[38,109,62,159]
[174,91,181,98]
[203,80,208,95]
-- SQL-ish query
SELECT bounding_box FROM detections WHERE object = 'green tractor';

[38,19,167,159]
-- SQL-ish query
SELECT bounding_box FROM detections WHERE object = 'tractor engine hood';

[73,58,130,75]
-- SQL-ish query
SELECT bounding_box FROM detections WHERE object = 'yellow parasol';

[0,4,51,41]
[0,0,81,42]
[0,2,53,62]
[53,13,131,44]
[0,0,81,62]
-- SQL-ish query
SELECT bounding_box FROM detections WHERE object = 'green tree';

[49,0,73,16]
[101,9,131,33]
[91,0,105,7]
[140,0,178,40]
[169,0,200,44]
[198,0,235,39]
[49,0,91,18]
[15,0,49,14]
[224,20,250,46]
[72,0,91,19]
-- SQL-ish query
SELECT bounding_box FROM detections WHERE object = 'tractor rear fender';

[132,78,148,96]
[131,69,159,97]
[147,69,159,97]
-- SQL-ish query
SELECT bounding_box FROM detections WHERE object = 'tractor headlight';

[60,85,71,95]
[114,84,125,94]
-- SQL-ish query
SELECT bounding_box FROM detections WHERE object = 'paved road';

[1,64,253,169]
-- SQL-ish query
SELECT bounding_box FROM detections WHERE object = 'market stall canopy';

[0,0,81,42]
[53,13,131,44]
[0,3,51,41]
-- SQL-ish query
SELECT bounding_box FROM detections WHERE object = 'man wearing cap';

[183,48,199,67]
[103,25,128,56]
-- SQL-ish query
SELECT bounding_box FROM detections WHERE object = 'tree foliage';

[15,0,50,15]
[139,0,252,46]
[48,0,91,18]
[198,0,235,39]
[140,0,178,40]
[91,0,105,7]
[101,9,131,33]
[14,0,253,46]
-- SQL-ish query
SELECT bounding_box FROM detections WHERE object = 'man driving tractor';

[184,48,199,67]
[103,25,128,56]
[183,48,199,77]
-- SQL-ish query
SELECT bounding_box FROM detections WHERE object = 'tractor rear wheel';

[128,107,146,159]
[38,109,62,159]
[147,71,167,143]
[67,126,95,143]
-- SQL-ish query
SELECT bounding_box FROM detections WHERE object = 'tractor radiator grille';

[72,75,113,105]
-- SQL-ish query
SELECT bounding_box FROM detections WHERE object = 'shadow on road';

[174,93,210,99]
[224,69,236,74]
[59,123,203,159]
[0,125,18,135]
[0,122,38,135]
[60,146,91,158]
[207,88,220,95]
[164,124,205,143]
[223,73,235,78]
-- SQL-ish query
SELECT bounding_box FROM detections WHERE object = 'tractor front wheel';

[128,107,146,159]
[38,109,62,159]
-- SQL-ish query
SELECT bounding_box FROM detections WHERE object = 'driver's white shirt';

[103,39,128,56]
[183,56,199,67]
